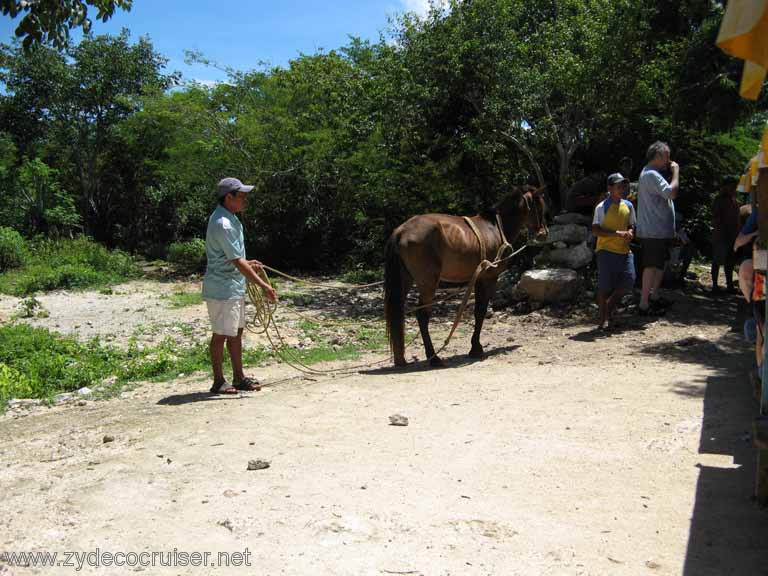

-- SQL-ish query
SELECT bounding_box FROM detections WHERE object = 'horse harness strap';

[495,213,513,259]
[463,216,486,264]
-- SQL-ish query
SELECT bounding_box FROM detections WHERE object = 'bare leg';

[640,267,658,309]
[210,333,228,384]
[740,260,754,302]
[650,268,664,300]
[597,291,608,328]
[226,328,245,381]
[724,260,735,290]
[606,288,625,324]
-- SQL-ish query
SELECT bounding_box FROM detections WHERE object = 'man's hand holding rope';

[233,258,278,302]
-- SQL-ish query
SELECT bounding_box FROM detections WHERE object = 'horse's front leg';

[469,278,496,358]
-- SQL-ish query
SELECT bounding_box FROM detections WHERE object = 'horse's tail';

[384,234,406,365]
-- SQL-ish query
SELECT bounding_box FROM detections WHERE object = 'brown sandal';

[210,380,238,395]
[233,377,261,392]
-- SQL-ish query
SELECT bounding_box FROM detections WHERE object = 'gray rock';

[247,459,270,471]
[54,393,74,404]
[389,414,409,427]
[491,269,526,309]
[517,269,580,302]
[546,224,590,245]
[536,241,594,269]
[553,213,593,226]
[6,398,42,409]
[103,434,115,443]
[76,387,93,397]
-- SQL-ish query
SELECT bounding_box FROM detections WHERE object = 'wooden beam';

[760,166,768,416]
[758,449,768,506]
[755,416,768,449]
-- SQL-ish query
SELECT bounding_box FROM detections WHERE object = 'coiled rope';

[245,240,529,373]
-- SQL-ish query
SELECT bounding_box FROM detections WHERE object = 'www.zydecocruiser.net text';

[1,548,252,571]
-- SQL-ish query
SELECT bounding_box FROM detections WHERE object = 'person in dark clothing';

[710,175,741,293]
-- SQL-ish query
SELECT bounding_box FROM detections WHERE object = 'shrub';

[167,238,206,272]
[0,227,25,272]
[0,325,114,406]
[0,236,138,296]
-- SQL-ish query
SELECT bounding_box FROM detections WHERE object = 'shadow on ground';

[361,345,522,376]
[621,287,768,575]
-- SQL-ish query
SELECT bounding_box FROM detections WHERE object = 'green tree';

[1,0,132,51]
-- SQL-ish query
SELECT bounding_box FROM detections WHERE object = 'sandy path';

[1,282,767,576]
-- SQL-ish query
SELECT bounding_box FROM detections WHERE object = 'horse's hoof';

[468,347,485,359]
[429,356,445,368]
[394,358,407,368]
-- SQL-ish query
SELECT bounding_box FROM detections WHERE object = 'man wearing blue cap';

[592,173,636,330]
[203,177,278,395]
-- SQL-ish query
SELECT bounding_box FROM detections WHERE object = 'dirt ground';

[1,276,767,575]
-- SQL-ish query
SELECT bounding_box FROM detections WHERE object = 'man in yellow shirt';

[592,173,637,330]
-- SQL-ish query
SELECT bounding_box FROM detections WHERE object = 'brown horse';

[384,187,548,367]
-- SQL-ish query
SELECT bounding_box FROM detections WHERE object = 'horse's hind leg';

[469,277,496,359]
[415,276,443,367]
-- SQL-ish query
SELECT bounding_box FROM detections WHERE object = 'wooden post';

[759,160,768,505]
[760,163,768,415]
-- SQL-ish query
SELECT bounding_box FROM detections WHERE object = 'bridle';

[523,189,547,236]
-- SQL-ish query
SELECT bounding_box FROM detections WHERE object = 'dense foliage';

[0,226,25,271]
[0,0,766,269]
[1,0,132,50]
[0,236,138,295]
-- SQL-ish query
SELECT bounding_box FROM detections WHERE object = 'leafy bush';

[0,325,113,406]
[0,362,34,400]
[167,238,206,272]
[0,325,210,410]
[0,236,138,295]
[340,264,382,285]
[0,227,26,272]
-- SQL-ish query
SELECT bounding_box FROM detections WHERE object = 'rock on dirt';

[517,269,580,302]
[389,414,409,426]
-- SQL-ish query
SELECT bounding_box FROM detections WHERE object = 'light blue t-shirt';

[202,205,246,300]
[636,165,675,239]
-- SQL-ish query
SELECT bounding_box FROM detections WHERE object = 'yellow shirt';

[593,198,636,255]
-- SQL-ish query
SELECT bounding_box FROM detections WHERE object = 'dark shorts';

[712,239,735,266]
[597,250,636,293]
[639,238,671,269]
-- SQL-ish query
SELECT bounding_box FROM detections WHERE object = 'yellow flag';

[716,0,768,100]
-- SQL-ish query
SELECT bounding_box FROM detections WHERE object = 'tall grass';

[0,236,138,295]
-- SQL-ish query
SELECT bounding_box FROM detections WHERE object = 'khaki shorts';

[205,298,246,337]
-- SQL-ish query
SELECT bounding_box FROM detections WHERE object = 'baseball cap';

[217,177,254,198]
[607,172,629,186]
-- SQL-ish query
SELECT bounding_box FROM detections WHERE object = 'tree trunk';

[499,130,546,189]
[556,137,579,212]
